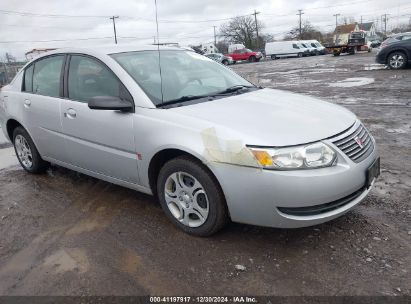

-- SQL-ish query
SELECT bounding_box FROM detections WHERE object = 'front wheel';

[387,52,407,69]
[13,127,49,173]
[157,156,228,236]
[297,53,303,58]
[222,59,229,65]
[249,56,256,62]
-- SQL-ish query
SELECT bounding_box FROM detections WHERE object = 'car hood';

[170,88,356,146]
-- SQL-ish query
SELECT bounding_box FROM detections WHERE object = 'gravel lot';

[0,52,410,296]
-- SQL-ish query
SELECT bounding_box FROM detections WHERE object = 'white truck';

[265,41,307,59]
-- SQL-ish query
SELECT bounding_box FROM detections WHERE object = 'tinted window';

[23,64,34,92]
[32,56,64,97]
[292,44,299,49]
[68,55,130,103]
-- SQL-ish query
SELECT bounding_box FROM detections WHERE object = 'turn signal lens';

[251,150,273,167]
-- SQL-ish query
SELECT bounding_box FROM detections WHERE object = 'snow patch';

[329,77,374,87]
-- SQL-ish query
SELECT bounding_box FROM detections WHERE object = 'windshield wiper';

[159,94,210,107]
[214,85,255,95]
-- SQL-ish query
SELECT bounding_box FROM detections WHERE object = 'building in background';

[333,23,360,44]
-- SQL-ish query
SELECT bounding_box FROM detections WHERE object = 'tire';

[222,59,229,65]
[157,156,228,236]
[13,127,49,174]
[297,53,303,58]
[232,61,236,64]
[387,51,407,69]
[249,56,256,62]
[271,54,277,60]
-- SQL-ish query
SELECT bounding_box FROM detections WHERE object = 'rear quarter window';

[23,65,34,92]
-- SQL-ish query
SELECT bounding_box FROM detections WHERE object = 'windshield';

[111,50,252,106]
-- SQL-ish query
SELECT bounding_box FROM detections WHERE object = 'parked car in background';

[265,41,305,59]
[226,48,262,63]
[299,41,317,55]
[302,40,327,55]
[376,32,411,69]
[0,45,380,236]
[297,42,311,56]
[205,53,233,65]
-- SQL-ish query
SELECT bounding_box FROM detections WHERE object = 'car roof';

[30,44,185,61]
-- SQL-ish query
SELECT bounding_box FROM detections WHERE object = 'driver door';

[60,54,139,184]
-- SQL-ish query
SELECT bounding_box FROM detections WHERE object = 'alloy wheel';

[389,54,405,69]
[164,171,209,228]
[15,134,33,169]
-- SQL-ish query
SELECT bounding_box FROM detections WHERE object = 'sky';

[0,0,410,60]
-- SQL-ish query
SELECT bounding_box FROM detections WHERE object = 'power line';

[0,37,115,44]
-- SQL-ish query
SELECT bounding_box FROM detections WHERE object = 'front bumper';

[209,127,378,228]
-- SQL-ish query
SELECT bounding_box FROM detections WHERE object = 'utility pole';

[253,10,260,49]
[110,16,119,44]
[213,26,217,46]
[297,10,304,39]
[333,14,341,44]
[360,16,363,30]
[333,13,340,28]
[382,14,389,37]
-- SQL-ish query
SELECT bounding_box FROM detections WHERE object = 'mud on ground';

[0,52,410,296]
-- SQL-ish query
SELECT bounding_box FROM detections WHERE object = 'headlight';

[249,142,336,170]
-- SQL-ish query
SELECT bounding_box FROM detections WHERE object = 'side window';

[401,35,411,41]
[32,56,64,98]
[23,64,34,92]
[68,55,131,103]
[292,44,299,49]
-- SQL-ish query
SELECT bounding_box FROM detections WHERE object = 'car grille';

[332,124,374,163]
[277,186,365,216]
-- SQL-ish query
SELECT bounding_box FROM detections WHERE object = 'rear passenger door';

[60,54,139,184]
[20,55,68,161]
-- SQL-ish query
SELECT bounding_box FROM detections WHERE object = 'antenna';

[154,0,164,104]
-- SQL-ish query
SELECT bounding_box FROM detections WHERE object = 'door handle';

[24,99,31,108]
[64,108,77,119]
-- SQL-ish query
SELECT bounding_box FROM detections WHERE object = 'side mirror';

[88,96,133,112]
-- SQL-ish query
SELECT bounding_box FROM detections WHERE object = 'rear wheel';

[387,51,407,69]
[222,59,229,65]
[271,54,277,60]
[297,53,303,58]
[157,156,228,236]
[13,127,49,173]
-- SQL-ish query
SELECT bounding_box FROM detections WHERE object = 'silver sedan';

[0,45,379,236]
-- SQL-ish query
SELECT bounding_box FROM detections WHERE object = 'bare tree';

[219,16,264,49]
[284,21,323,41]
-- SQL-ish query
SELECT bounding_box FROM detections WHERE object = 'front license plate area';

[366,157,380,188]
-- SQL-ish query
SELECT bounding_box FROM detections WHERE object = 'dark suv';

[376,32,411,69]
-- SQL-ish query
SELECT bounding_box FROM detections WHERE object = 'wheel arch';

[6,118,24,141]
[147,147,222,200]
